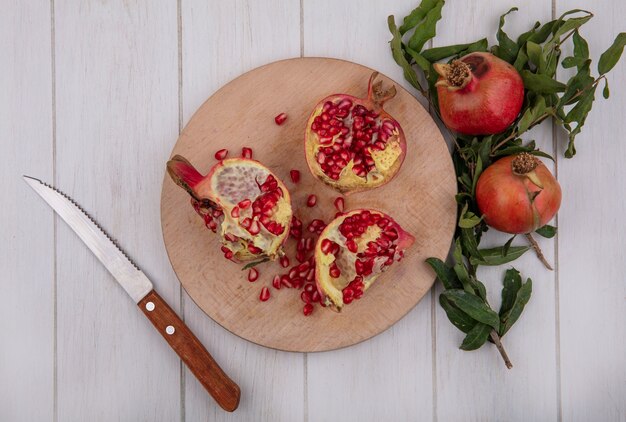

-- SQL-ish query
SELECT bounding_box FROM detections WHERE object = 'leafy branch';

[389,1,625,368]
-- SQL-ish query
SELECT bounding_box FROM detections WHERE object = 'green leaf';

[513,48,528,72]
[561,56,587,69]
[560,60,593,105]
[459,212,482,229]
[491,8,519,63]
[399,0,440,35]
[421,39,488,62]
[470,246,530,266]
[426,257,461,290]
[573,30,590,67]
[408,0,445,52]
[564,84,597,158]
[528,19,557,44]
[452,239,473,294]
[535,224,557,238]
[503,235,516,256]
[388,16,422,92]
[517,21,541,46]
[517,95,548,134]
[461,228,484,261]
[441,290,500,331]
[439,295,478,334]
[526,41,544,72]
[521,70,567,94]
[470,277,488,303]
[405,45,432,73]
[460,322,492,351]
[241,258,269,270]
[603,78,610,99]
[598,33,626,74]
[500,278,533,335]
[499,268,522,317]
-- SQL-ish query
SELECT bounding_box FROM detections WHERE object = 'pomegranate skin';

[436,52,524,135]
[476,155,561,234]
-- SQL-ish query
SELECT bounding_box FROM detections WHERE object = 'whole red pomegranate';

[167,155,292,261]
[304,72,407,194]
[314,209,414,311]
[434,52,524,135]
[476,153,561,234]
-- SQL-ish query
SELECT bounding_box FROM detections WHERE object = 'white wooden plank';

[555,2,626,421]
[180,1,304,420]
[0,2,54,421]
[431,2,559,421]
[304,1,435,420]
[53,2,182,420]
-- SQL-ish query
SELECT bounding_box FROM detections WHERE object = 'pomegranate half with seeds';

[304,72,407,194]
[314,209,415,311]
[167,155,292,261]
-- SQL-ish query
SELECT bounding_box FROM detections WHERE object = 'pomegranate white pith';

[167,155,292,262]
[304,72,407,194]
[314,209,415,311]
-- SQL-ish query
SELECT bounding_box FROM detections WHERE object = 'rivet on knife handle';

[138,290,241,412]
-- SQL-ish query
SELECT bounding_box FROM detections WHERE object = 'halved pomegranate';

[314,209,414,311]
[304,72,407,194]
[167,155,292,262]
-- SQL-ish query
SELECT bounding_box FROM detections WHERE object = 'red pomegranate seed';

[274,112,288,125]
[306,194,317,207]
[238,199,251,209]
[289,267,298,279]
[280,256,290,268]
[346,239,358,253]
[280,275,293,288]
[272,275,281,289]
[321,238,333,254]
[290,169,300,183]
[296,251,306,263]
[242,147,253,159]
[303,303,314,316]
[248,268,259,282]
[311,290,321,302]
[301,291,312,304]
[231,206,240,218]
[214,148,228,160]
[304,283,315,293]
[306,268,315,281]
[248,220,260,235]
[248,244,262,254]
[333,197,345,212]
[259,287,270,302]
[305,237,314,251]
[329,263,341,278]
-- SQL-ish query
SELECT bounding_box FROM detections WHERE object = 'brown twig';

[490,330,513,369]
[525,233,554,270]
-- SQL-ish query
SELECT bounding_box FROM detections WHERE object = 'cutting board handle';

[138,290,240,412]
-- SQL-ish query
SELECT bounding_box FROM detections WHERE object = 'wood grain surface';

[2,0,625,421]
[161,57,457,352]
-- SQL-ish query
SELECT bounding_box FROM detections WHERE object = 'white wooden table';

[2,1,624,421]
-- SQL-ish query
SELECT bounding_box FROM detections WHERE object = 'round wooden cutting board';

[161,57,456,352]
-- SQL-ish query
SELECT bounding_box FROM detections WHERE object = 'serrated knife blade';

[23,175,240,412]
[23,175,152,302]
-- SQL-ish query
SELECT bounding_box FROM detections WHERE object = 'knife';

[23,175,241,412]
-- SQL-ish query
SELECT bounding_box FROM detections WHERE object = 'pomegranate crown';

[433,60,472,90]
[511,152,544,189]
[368,71,397,106]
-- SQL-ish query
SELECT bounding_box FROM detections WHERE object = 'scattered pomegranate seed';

[274,112,288,125]
[238,199,251,209]
[306,194,317,207]
[334,197,345,212]
[242,147,253,159]
[259,287,270,302]
[248,268,259,282]
[214,148,228,160]
[280,256,290,268]
[290,169,300,183]
[301,291,312,304]
[303,303,314,316]
[272,275,281,289]
[231,206,240,218]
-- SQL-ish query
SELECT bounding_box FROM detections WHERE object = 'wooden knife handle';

[138,290,240,412]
